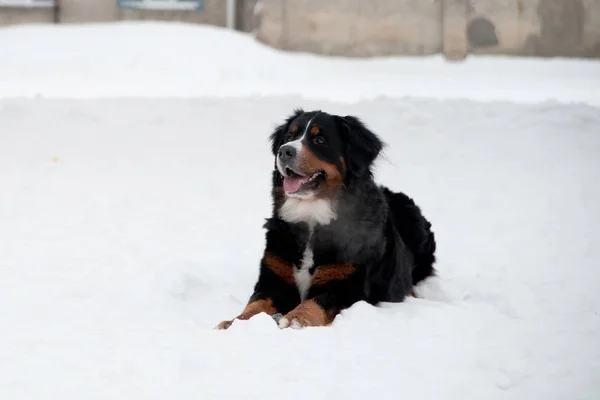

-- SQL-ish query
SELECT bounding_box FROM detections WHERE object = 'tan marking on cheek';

[322,163,344,196]
[263,253,295,285]
[297,147,344,197]
[312,264,357,286]
[282,299,334,327]
[216,298,277,329]
[311,126,320,135]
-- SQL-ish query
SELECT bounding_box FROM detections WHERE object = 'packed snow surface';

[1,22,599,400]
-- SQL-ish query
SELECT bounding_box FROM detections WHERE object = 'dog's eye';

[313,136,325,145]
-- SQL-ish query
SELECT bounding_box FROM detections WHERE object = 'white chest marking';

[295,231,315,301]
[279,197,336,227]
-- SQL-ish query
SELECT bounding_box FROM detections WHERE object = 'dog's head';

[269,109,384,201]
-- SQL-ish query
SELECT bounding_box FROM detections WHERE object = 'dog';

[217,109,436,329]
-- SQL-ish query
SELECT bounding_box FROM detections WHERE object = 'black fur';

[337,115,384,178]
[223,109,436,328]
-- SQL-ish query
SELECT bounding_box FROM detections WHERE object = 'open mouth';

[283,167,325,194]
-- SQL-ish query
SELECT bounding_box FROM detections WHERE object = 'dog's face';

[269,109,384,201]
[274,111,345,199]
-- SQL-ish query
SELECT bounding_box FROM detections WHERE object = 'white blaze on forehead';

[281,114,318,152]
[285,139,303,153]
[300,114,318,138]
[276,114,319,177]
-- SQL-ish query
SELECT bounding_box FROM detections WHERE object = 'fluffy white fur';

[278,197,336,227]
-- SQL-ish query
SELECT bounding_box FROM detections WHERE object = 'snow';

[1,22,600,106]
[1,22,600,400]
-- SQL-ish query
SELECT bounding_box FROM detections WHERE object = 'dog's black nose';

[278,145,296,162]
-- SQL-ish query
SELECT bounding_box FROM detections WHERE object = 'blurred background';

[1,0,599,60]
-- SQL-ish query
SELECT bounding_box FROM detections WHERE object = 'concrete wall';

[0,0,226,27]
[253,0,600,59]
[118,2,225,26]
[466,0,600,57]
[59,0,116,23]
[2,0,599,59]
[255,0,442,57]
[236,0,258,33]
[0,6,54,25]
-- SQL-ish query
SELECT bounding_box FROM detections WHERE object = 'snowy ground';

[1,23,600,400]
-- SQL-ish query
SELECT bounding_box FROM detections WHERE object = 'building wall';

[118,0,226,26]
[0,0,226,27]
[466,0,600,58]
[0,6,54,25]
[255,0,442,57]
[2,0,599,59]
[236,0,258,33]
[253,0,600,59]
[58,0,116,23]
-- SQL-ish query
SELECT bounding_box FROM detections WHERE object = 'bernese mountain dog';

[217,109,436,330]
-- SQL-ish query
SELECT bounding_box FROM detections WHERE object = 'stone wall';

[253,0,600,59]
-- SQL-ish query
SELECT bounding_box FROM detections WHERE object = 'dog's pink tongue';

[283,175,309,193]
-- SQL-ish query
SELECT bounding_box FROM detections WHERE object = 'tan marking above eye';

[290,125,299,134]
[311,126,320,135]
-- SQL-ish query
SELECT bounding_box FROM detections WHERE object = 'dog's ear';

[337,115,384,178]
[269,108,304,156]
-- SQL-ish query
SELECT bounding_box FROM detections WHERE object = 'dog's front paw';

[277,315,306,329]
[215,320,234,330]
[215,299,279,330]
[278,300,332,329]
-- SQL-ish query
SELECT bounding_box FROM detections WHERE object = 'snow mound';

[1,22,599,105]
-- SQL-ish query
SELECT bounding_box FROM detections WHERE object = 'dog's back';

[381,187,436,286]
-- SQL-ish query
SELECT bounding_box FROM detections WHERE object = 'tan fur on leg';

[216,299,277,330]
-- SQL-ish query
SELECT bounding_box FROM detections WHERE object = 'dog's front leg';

[278,263,362,329]
[216,252,299,330]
